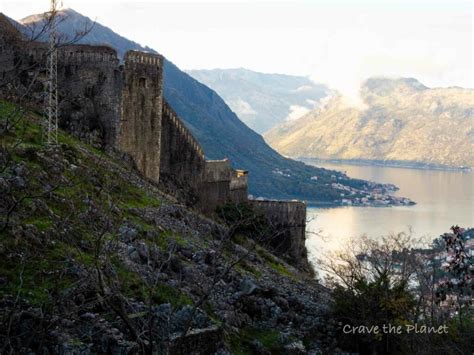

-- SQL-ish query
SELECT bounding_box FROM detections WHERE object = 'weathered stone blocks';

[119,50,163,182]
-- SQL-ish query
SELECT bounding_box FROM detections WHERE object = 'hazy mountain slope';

[265,78,474,168]
[186,68,330,133]
[17,8,380,202]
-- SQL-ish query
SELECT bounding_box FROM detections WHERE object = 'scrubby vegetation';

[321,229,474,354]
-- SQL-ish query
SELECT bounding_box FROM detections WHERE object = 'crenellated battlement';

[59,45,118,63]
[26,43,118,64]
[163,100,205,161]
[249,199,306,212]
[125,50,162,67]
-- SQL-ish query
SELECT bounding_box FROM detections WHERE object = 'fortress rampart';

[250,200,309,270]
[0,14,309,270]
[160,101,205,192]
[200,159,233,213]
[57,45,122,146]
[119,50,163,182]
[229,169,248,204]
[26,43,119,63]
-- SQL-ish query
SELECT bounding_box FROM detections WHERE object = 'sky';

[1,0,472,103]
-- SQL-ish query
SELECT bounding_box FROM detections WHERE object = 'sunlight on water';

[305,162,474,268]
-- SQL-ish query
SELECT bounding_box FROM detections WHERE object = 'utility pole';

[45,0,60,145]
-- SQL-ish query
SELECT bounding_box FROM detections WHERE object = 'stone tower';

[119,51,163,182]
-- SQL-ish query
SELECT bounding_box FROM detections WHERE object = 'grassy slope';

[0,100,173,305]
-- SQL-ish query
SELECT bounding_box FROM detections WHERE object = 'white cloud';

[232,99,257,116]
[286,105,310,121]
[294,85,314,92]
[305,99,319,107]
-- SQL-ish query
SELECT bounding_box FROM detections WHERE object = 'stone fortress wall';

[160,101,206,194]
[0,13,308,268]
[250,200,309,270]
[4,36,122,146]
[120,50,163,183]
[200,159,233,214]
[229,169,249,204]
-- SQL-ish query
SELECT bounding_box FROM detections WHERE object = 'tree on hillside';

[320,228,474,354]
[320,232,419,354]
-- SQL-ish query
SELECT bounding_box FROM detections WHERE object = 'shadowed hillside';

[186,68,330,133]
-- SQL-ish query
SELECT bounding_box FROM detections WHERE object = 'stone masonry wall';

[200,159,232,214]
[57,44,121,146]
[160,100,206,196]
[0,15,122,148]
[250,200,309,270]
[27,43,121,146]
[229,169,248,204]
[119,50,163,183]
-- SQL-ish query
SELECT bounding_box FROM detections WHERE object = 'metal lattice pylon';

[45,0,60,145]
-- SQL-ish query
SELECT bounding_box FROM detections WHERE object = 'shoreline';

[299,158,472,172]
[305,200,416,209]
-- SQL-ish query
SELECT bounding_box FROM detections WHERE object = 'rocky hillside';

[265,77,474,169]
[0,101,337,353]
[186,68,330,133]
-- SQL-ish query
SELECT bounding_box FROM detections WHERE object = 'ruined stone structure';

[250,200,309,270]
[0,14,308,269]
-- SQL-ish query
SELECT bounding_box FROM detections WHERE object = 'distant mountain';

[16,8,379,202]
[186,68,330,133]
[21,8,155,58]
[265,77,474,169]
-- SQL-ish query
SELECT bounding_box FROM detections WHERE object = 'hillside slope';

[0,100,336,353]
[265,78,474,169]
[17,9,384,202]
[186,68,330,133]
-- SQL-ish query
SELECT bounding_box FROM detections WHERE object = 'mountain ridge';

[265,77,474,169]
[186,67,330,133]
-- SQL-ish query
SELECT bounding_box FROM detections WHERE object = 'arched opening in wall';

[139,77,147,88]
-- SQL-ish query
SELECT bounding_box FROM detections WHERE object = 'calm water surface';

[305,162,474,266]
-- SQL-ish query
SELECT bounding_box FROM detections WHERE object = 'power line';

[44,0,60,145]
